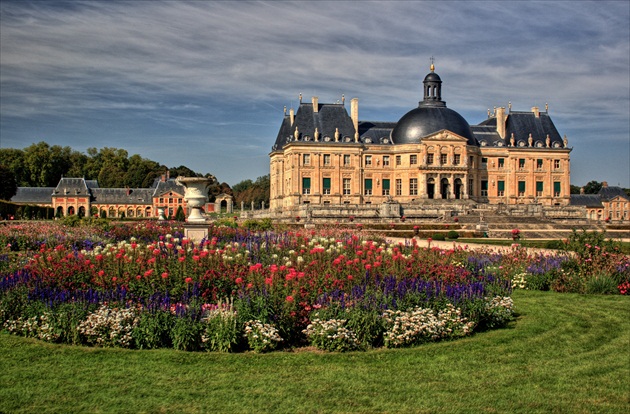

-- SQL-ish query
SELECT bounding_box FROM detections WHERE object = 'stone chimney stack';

[495,107,506,139]
[290,108,295,126]
[531,106,540,118]
[312,96,319,113]
[351,98,359,134]
[602,181,608,188]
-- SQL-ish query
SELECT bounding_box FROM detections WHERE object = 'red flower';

[161,272,168,279]
[286,295,294,302]
[235,277,243,284]
[185,277,193,284]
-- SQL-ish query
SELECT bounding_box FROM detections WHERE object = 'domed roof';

[391,106,476,145]
[391,65,477,145]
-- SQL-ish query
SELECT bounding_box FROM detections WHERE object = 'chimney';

[531,106,540,117]
[602,181,608,188]
[290,108,295,126]
[312,96,319,113]
[495,107,506,139]
[351,98,359,135]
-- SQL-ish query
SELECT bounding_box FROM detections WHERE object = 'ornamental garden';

[0,219,628,353]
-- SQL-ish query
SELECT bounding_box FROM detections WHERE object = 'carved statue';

[510,133,515,147]
[314,128,320,141]
[528,133,533,147]
[294,127,299,140]
[546,134,551,148]
[563,135,568,147]
[334,128,340,142]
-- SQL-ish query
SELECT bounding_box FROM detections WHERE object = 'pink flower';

[161,272,168,279]
[235,277,243,284]
[185,277,193,284]
[286,295,294,302]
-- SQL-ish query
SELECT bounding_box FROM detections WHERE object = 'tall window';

[536,159,543,170]
[409,178,418,196]
[554,181,561,197]
[396,179,402,196]
[498,158,504,169]
[410,154,418,165]
[536,181,544,197]
[440,154,447,165]
[427,154,434,165]
[554,159,561,170]
[343,178,351,195]
[482,157,488,166]
[302,177,311,195]
[383,156,390,166]
[365,155,372,166]
[481,180,488,197]
[303,154,311,165]
[364,179,373,195]
[382,179,390,196]
[323,154,331,165]
[322,177,331,195]
[454,154,460,165]
[468,179,474,196]
[396,155,401,166]
[519,158,525,169]
[469,156,474,168]
[344,154,351,166]
[518,181,526,197]
[497,180,505,196]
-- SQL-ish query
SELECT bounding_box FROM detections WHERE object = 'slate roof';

[152,180,185,197]
[53,177,90,196]
[477,111,564,148]
[570,194,604,208]
[599,186,629,201]
[91,188,154,205]
[11,187,55,204]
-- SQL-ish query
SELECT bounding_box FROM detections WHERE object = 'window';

[382,179,390,195]
[518,181,526,197]
[469,179,474,196]
[440,154,447,165]
[409,178,418,196]
[498,158,504,169]
[344,155,351,166]
[178,198,182,203]
[159,198,164,203]
[365,155,372,166]
[410,154,418,165]
[303,154,310,165]
[481,180,488,197]
[396,155,401,166]
[427,154,434,165]
[536,159,543,170]
[519,158,525,170]
[302,177,311,195]
[168,197,173,204]
[554,181,561,197]
[396,179,402,196]
[383,156,390,166]
[454,154,460,165]
[536,181,544,197]
[364,179,373,195]
[554,159,560,169]
[343,178,351,195]
[323,154,331,165]
[498,180,505,196]
[323,177,331,195]
[469,156,474,168]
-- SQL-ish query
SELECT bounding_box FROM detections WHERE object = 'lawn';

[1,290,627,414]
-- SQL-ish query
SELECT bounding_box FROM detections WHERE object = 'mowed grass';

[1,291,628,414]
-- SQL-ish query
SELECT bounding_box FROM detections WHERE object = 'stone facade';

[270,66,572,211]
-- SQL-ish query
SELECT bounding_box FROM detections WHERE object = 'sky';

[1,0,628,188]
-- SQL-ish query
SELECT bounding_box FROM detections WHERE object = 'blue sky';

[1,0,628,187]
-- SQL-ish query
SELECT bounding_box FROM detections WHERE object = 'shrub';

[172,317,204,352]
[201,301,238,352]
[77,304,139,348]
[243,218,273,231]
[133,310,175,349]
[480,296,514,329]
[586,274,619,295]
[432,233,446,241]
[447,230,459,240]
[525,271,555,291]
[544,240,565,250]
[175,206,186,222]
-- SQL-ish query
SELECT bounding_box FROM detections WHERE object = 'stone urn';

[176,176,214,223]
[157,206,167,221]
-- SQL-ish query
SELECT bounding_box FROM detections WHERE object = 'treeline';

[0,141,217,189]
[0,141,271,206]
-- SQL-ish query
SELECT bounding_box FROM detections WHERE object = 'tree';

[0,149,27,186]
[583,181,602,194]
[175,206,186,222]
[0,165,18,201]
[169,166,200,179]
[570,185,581,194]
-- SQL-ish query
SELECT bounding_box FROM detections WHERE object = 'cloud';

[1,0,628,186]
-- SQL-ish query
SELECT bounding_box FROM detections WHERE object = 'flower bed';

[0,222,628,352]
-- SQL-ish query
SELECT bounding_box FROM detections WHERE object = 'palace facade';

[270,65,572,210]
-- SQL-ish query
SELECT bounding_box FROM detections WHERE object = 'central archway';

[440,178,450,199]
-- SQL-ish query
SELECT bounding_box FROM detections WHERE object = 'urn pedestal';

[176,176,215,244]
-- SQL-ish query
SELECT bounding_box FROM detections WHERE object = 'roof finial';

[429,56,435,72]
[299,93,302,103]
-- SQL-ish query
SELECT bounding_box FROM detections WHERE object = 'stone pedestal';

[183,224,209,245]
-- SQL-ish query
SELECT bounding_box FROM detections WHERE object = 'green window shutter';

[382,179,390,190]
[481,180,488,190]
[536,181,543,192]
[554,181,561,193]
[365,179,372,190]
[323,178,331,189]
[498,181,505,191]
[302,177,311,189]
[518,181,526,192]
